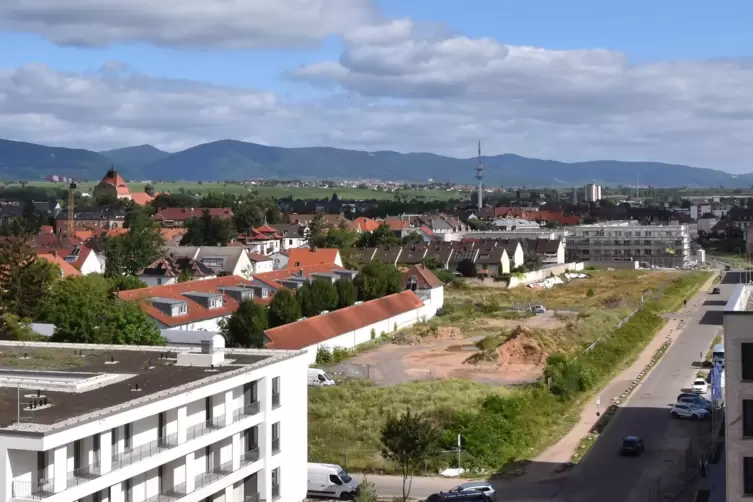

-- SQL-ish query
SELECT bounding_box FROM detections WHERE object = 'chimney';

[52,250,57,257]
[312,246,317,253]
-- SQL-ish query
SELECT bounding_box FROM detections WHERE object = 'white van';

[307,462,359,499]
[308,368,335,387]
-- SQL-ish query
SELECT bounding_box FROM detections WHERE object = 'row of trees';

[221,262,403,348]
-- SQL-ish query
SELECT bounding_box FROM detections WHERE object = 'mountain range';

[0,137,751,188]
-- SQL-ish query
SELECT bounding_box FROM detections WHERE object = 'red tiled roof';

[39,225,54,235]
[419,225,434,236]
[247,252,273,262]
[99,169,131,196]
[286,248,340,268]
[37,252,82,277]
[353,217,380,232]
[118,275,263,327]
[131,192,155,206]
[402,265,444,289]
[383,218,411,231]
[153,208,234,222]
[264,291,424,350]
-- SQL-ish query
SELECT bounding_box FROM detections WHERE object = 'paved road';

[556,270,731,502]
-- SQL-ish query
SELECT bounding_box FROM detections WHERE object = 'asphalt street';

[557,270,731,502]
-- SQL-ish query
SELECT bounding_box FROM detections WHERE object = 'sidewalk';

[532,272,719,473]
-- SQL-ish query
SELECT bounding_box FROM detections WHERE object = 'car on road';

[670,402,709,420]
[531,305,547,314]
[620,436,645,456]
[677,394,712,412]
[449,482,496,501]
[711,287,721,294]
[692,377,709,394]
[725,265,732,271]
[426,491,490,502]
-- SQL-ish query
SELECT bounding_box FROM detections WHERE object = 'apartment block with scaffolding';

[564,221,691,267]
[0,336,307,502]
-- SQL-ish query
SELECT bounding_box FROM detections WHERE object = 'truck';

[308,368,335,387]
[307,462,359,499]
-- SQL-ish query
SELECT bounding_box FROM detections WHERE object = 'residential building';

[351,217,380,233]
[238,226,282,256]
[492,218,540,230]
[37,252,83,277]
[698,213,719,234]
[33,244,103,276]
[93,168,132,201]
[584,184,602,202]
[137,257,217,287]
[247,254,274,274]
[526,239,566,265]
[723,284,753,501]
[0,339,307,502]
[285,248,342,269]
[269,225,307,250]
[474,247,510,276]
[56,209,127,231]
[268,251,289,271]
[402,265,445,317]
[264,290,430,363]
[153,209,234,228]
[118,276,271,331]
[252,264,356,293]
[165,247,254,279]
[565,222,691,267]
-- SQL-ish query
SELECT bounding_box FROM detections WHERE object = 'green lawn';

[3,180,466,201]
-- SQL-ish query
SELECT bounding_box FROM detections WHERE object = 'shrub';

[370,328,376,340]
[332,346,353,363]
[316,346,333,365]
[586,288,595,297]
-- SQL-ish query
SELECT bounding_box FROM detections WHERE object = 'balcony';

[271,438,280,455]
[112,433,180,471]
[193,461,234,491]
[233,401,261,422]
[244,493,260,502]
[11,478,54,500]
[272,484,280,500]
[240,447,261,465]
[186,415,228,442]
[143,483,188,502]
[271,393,280,409]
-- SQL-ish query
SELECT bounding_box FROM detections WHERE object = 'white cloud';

[0,0,378,48]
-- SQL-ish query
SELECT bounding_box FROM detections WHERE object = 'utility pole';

[457,434,462,474]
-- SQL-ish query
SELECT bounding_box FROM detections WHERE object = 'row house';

[137,257,218,287]
[152,208,234,228]
[0,339,307,502]
[164,247,253,280]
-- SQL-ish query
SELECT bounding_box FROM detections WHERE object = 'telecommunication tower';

[476,141,483,211]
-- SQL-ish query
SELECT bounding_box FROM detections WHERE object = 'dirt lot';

[335,319,556,386]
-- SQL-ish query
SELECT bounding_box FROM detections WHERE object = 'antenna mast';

[476,141,484,211]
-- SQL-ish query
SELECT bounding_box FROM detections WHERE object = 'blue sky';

[1,0,752,171]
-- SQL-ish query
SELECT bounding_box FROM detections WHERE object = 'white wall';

[79,252,103,276]
[507,262,585,289]
[156,317,228,332]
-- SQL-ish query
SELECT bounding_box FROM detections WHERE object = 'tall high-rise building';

[584,184,602,202]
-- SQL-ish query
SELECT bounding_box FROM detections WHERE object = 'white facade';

[296,302,436,365]
[584,184,602,202]
[138,275,218,288]
[68,251,103,276]
[246,260,274,275]
[269,253,288,271]
[156,317,228,332]
[0,342,308,502]
[565,222,691,267]
[246,241,281,257]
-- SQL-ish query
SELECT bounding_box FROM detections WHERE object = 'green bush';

[586,288,595,297]
[332,346,353,363]
[316,346,333,365]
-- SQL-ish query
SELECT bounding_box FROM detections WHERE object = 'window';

[157,278,163,285]
[124,423,132,449]
[745,457,753,495]
[262,289,268,299]
[179,304,187,314]
[272,422,280,454]
[272,377,281,408]
[272,468,280,500]
[745,401,753,437]
[329,475,343,485]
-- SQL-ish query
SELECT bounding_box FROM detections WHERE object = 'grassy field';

[2,180,466,201]
[308,270,712,474]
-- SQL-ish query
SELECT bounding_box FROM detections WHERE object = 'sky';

[1,0,753,172]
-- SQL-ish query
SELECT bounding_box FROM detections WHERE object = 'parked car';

[620,436,645,456]
[692,377,709,394]
[531,305,547,314]
[670,403,709,420]
[677,394,712,412]
[449,482,496,501]
[711,287,721,294]
[426,491,490,502]
[725,265,732,271]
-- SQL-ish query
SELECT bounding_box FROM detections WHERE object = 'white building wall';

[249,261,274,274]
[78,252,104,276]
[156,317,228,332]
[0,344,308,502]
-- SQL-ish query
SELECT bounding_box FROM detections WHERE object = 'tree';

[181,210,236,246]
[0,314,38,341]
[456,258,477,278]
[335,277,357,308]
[268,289,302,327]
[353,477,378,502]
[105,207,165,276]
[178,268,194,283]
[380,410,440,501]
[355,262,403,300]
[0,230,59,320]
[310,279,339,313]
[99,302,166,345]
[307,214,326,246]
[357,223,399,247]
[40,275,112,343]
[108,275,147,292]
[219,300,268,348]
[296,282,317,318]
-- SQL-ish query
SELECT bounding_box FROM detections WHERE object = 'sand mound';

[496,326,546,365]
[393,326,463,345]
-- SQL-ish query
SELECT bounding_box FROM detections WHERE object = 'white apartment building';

[584,184,602,202]
[565,221,691,267]
[0,338,307,502]
[723,284,753,501]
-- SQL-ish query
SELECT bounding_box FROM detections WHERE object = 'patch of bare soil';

[483,313,566,331]
[496,326,547,365]
[392,326,463,345]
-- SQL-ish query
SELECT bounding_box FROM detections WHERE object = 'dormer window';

[262,289,268,298]
[178,304,187,314]
[209,297,224,309]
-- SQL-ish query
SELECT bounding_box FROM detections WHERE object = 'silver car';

[449,482,496,501]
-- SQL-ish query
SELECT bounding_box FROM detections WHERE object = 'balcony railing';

[143,482,188,502]
[244,493,260,502]
[272,484,280,500]
[186,415,227,442]
[112,433,180,471]
[233,401,261,422]
[271,438,280,455]
[241,447,260,465]
[193,461,234,492]
[271,393,280,409]
[11,479,55,500]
